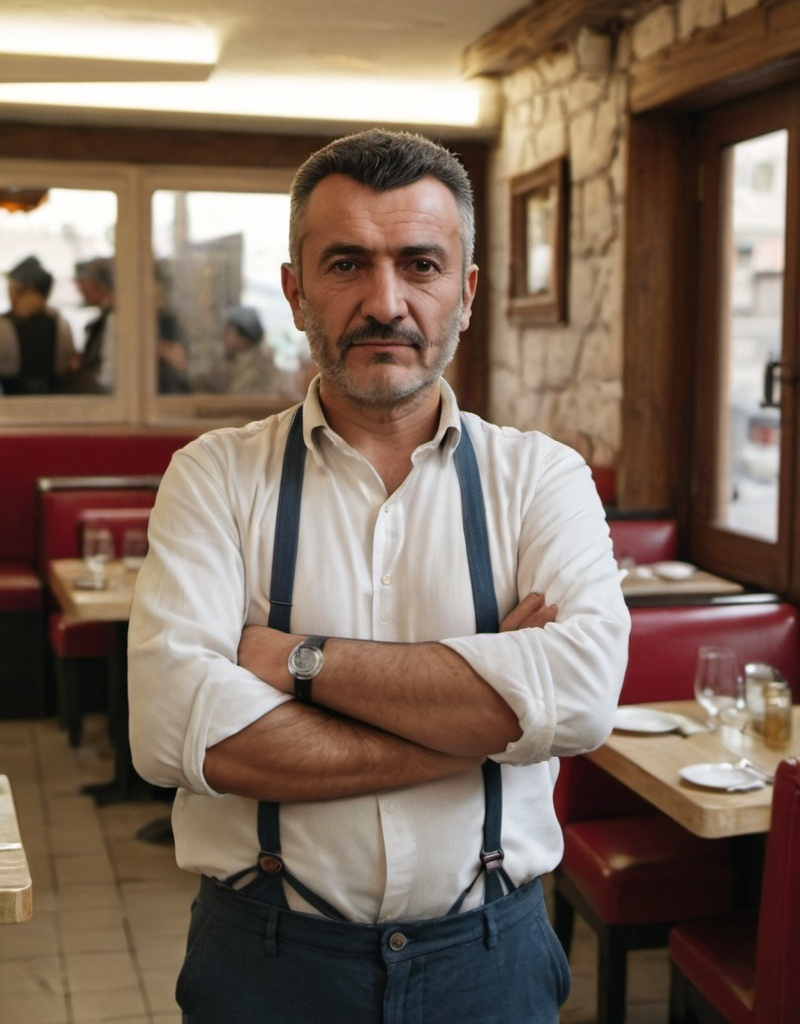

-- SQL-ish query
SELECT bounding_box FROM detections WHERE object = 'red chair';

[668,757,800,1024]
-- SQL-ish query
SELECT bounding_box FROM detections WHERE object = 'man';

[128,129,629,1023]
[1,255,76,394]
[68,256,115,392]
[194,305,280,395]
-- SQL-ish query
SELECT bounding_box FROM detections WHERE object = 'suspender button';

[258,854,284,874]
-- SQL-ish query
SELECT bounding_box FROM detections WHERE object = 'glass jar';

[744,662,776,722]
[762,680,792,750]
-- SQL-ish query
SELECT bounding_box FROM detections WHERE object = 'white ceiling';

[0,1,528,136]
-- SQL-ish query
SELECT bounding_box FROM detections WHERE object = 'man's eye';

[410,259,437,273]
[331,259,358,273]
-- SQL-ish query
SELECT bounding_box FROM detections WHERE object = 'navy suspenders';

[232,406,515,916]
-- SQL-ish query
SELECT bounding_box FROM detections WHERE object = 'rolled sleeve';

[441,438,629,766]
[128,440,291,796]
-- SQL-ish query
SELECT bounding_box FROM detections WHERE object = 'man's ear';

[459,264,479,332]
[281,263,305,331]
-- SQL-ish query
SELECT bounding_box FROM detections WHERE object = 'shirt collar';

[299,375,463,464]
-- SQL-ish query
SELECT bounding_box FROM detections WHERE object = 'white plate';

[613,707,680,734]
[679,762,765,792]
[652,561,697,580]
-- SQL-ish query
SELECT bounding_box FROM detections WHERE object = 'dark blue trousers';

[177,876,570,1023]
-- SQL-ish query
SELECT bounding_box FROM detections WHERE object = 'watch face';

[291,644,323,678]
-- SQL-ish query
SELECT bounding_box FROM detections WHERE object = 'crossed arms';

[203,592,557,803]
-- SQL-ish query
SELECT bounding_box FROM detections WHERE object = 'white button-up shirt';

[128,380,629,922]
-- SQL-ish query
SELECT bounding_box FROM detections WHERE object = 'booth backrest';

[0,432,195,566]
[608,517,678,565]
[555,600,800,826]
[624,601,799,703]
[37,481,160,571]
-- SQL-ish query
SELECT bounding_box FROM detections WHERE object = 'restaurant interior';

[1,0,800,1021]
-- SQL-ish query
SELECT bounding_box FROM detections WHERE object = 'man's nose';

[360,266,407,323]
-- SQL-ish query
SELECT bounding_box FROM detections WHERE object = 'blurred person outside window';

[66,257,115,393]
[0,255,76,395]
[194,305,279,395]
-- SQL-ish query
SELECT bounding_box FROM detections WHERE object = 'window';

[690,88,800,594]
[0,160,306,427]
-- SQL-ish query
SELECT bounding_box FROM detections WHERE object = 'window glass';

[151,189,311,400]
[717,130,786,542]
[0,187,117,395]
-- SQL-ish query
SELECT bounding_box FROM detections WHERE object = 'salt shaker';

[763,680,792,750]
[744,662,775,721]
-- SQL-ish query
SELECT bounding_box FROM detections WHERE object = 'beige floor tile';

[55,852,116,888]
[65,949,139,993]
[141,966,181,1015]
[70,985,148,1021]
[0,910,60,959]
[54,881,122,911]
[0,955,65,995]
[0,989,69,1024]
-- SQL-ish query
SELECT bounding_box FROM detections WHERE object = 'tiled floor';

[1,713,670,1023]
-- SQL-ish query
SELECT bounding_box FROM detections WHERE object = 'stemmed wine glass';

[82,526,115,584]
[693,646,741,730]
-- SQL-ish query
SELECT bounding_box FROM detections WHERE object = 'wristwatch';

[287,635,328,702]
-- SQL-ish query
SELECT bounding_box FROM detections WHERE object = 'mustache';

[341,320,427,350]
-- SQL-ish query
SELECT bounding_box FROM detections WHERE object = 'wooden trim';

[630,0,800,114]
[620,112,698,512]
[462,0,660,78]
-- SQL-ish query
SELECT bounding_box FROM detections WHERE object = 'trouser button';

[389,932,407,951]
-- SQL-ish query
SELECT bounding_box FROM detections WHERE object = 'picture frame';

[508,157,568,325]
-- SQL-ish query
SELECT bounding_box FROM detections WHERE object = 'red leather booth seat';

[607,517,678,565]
[591,465,616,506]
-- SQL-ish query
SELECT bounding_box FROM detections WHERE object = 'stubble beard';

[300,301,463,411]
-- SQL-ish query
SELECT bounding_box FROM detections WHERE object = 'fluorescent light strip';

[0,18,217,65]
[0,75,488,127]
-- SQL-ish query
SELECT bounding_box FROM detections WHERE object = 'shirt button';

[381,574,392,586]
[385,800,396,813]
[389,932,407,951]
[379,612,390,623]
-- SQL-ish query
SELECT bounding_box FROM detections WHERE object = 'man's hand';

[500,591,558,632]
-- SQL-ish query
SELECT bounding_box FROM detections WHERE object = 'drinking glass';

[82,526,115,583]
[693,646,741,729]
[121,528,148,572]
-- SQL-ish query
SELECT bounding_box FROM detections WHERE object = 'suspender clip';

[480,847,505,872]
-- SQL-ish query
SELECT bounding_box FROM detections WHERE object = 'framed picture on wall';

[508,157,568,325]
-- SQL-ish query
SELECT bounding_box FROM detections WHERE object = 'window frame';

[0,158,300,429]
[689,87,800,595]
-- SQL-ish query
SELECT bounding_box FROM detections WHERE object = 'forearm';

[203,699,483,802]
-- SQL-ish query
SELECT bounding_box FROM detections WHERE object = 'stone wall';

[486,0,761,467]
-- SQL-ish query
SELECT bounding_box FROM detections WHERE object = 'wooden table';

[621,567,745,603]
[0,775,32,923]
[586,699,800,839]
[48,559,140,804]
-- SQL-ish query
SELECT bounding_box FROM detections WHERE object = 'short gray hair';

[289,129,475,272]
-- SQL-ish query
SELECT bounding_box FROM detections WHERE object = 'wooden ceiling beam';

[462,0,663,78]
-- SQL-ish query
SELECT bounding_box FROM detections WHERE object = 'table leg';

[82,620,149,805]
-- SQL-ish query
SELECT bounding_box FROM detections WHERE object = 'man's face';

[282,174,477,410]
